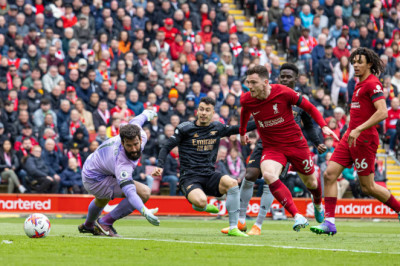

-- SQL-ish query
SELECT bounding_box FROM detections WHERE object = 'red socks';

[384,195,400,213]
[269,179,299,217]
[308,177,322,205]
[325,197,337,218]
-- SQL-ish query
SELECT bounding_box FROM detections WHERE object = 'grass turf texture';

[0,218,399,265]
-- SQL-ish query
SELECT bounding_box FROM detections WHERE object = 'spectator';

[386,98,400,155]
[162,146,180,196]
[225,146,245,184]
[60,109,89,144]
[42,65,64,93]
[41,138,63,177]
[333,37,350,60]
[298,28,317,75]
[24,145,60,193]
[0,139,26,193]
[33,98,57,129]
[331,56,354,106]
[317,45,338,89]
[60,157,85,194]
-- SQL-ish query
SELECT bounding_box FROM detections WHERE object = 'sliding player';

[239,65,338,231]
[152,97,256,236]
[78,110,160,237]
[311,48,400,235]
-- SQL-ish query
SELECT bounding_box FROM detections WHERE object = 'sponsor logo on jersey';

[193,133,199,138]
[273,103,279,114]
[258,117,285,128]
[351,102,360,109]
[210,131,218,136]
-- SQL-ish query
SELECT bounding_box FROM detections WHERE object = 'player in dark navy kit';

[311,48,400,235]
[152,97,257,237]
[222,63,327,235]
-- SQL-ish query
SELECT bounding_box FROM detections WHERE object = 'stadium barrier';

[0,194,397,218]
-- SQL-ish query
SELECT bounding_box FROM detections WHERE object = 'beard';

[125,149,142,161]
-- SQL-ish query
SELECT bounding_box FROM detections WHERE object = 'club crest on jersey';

[193,133,199,138]
[273,103,279,114]
[210,131,218,136]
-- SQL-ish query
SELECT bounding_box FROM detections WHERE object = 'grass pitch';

[0,217,399,265]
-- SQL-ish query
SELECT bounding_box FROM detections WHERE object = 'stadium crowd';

[0,0,399,198]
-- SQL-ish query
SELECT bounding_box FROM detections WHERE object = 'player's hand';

[348,128,361,147]
[317,144,327,154]
[143,110,158,121]
[152,167,163,177]
[240,135,249,145]
[322,126,339,141]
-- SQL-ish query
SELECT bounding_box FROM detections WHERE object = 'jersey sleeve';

[283,85,302,106]
[115,157,135,188]
[366,82,385,103]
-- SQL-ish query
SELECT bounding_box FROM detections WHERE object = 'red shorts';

[330,137,378,176]
[261,145,315,175]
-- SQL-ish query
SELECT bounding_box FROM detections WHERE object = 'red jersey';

[347,74,385,143]
[240,84,326,147]
[385,108,400,131]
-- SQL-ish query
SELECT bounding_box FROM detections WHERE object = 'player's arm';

[239,100,252,145]
[152,129,182,176]
[348,99,388,147]
[128,110,157,127]
[295,94,339,141]
[116,165,160,225]
[300,110,326,153]
[220,120,257,137]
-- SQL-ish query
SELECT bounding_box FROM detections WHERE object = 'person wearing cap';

[158,17,180,46]
[298,27,317,74]
[133,48,154,73]
[7,46,20,68]
[73,15,92,46]
[4,4,17,24]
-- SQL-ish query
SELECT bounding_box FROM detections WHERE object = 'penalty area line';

[76,235,399,255]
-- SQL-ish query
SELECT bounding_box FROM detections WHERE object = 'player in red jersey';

[239,65,339,231]
[311,48,400,236]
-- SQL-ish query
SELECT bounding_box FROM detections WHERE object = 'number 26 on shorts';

[302,157,314,173]
[355,158,368,170]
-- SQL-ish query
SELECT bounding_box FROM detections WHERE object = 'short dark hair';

[40,98,51,106]
[324,45,332,49]
[120,124,142,143]
[349,47,384,76]
[280,63,299,75]
[245,65,269,79]
[200,96,216,106]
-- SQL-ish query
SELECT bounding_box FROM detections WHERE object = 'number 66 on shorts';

[355,158,368,170]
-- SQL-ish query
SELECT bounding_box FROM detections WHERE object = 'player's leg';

[239,143,263,227]
[95,181,159,236]
[358,173,400,218]
[297,171,324,223]
[310,161,344,235]
[218,175,248,237]
[79,197,110,234]
[248,184,274,235]
[261,156,309,232]
[183,179,219,213]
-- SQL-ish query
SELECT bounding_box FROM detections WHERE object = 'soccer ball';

[24,213,51,238]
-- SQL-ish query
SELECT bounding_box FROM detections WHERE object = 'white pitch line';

[76,235,400,255]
